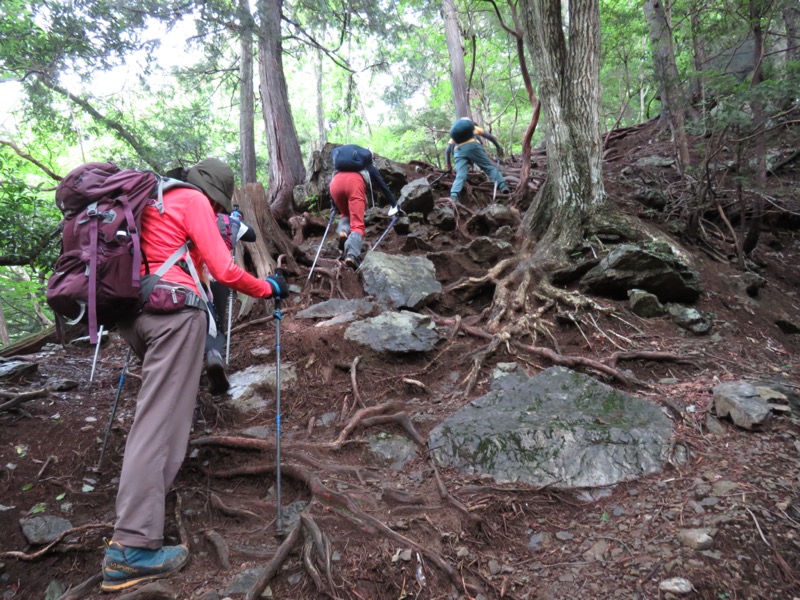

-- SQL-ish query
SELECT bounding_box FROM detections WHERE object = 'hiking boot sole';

[101,570,172,592]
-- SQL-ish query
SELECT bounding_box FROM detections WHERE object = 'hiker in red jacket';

[101,158,290,592]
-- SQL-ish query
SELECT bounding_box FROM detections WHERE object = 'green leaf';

[22,483,33,491]
[30,502,46,514]
[600,512,609,522]
[55,492,66,501]
[81,484,94,493]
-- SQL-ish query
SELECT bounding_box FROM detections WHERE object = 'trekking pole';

[225,209,242,365]
[492,180,498,203]
[429,169,451,186]
[89,325,104,383]
[95,347,132,472]
[306,206,336,284]
[273,295,284,536]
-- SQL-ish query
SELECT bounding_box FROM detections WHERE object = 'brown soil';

[2,122,800,599]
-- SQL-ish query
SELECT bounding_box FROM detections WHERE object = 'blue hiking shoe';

[101,540,189,592]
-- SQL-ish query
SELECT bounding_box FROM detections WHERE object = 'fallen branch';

[0,388,48,412]
[608,350,695,369]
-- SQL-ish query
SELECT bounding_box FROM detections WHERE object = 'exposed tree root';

[55,574,103,600]
[245,519,303,600]
[204,529,232,570]
[207,461,475,596]
[350,356,363,408]
[210,492,261,520]
[0,523,111,560]
[429,313,632,385]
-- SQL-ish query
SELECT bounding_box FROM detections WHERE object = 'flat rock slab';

[0,360,38,380]
[360,252,442,310]
[579,244,702,303]
[345,311,441,353]
[428,367,673,488]
[296,298,376,320]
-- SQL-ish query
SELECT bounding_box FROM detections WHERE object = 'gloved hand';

[230,209,243,221]
[266,269,290,300]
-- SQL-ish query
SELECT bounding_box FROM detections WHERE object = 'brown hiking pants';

[113,308,206,549]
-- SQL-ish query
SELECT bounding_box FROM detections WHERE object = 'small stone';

[659,577,694,594]
[456,546,470,558]
[488,560,502,576]
[555,531,574,541]
[677,528,714,550]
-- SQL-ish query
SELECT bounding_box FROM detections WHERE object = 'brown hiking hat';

[186,158,234,212]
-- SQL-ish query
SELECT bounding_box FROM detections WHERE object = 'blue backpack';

[332,144,373,172]
[450,118,475,144]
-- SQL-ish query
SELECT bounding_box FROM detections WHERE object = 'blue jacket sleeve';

[366,164,396,205]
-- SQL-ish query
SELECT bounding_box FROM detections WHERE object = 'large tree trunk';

[235,184,299,277]
[442,0,471,119]
[643,0,690,170]
[256,0,306,222]
[518,0,606,267]
[238,0,258,185]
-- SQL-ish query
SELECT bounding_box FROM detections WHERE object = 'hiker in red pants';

[101,158,290,592]
[329,144,396,269]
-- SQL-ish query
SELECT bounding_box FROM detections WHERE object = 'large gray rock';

[579,244,702,302]
[467,204,520,234]
[713,381,772,430]
[360,252,442,309]
[398,178,435,215]
[428,367,673,488]
[345,311,441,353]
[465,236,514,266]
[226,363,297,414]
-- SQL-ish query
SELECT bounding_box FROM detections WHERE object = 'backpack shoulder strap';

[152,176,203,214]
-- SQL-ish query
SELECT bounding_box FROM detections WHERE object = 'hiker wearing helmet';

[101,158,290,592]
[445,117,509,203]
[329,144,397,269]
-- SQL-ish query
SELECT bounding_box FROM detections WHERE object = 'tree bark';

[518,0,606,266]
[0,302,10,347]
[442,0,471,119]
[316,47,327,150]
[784,2,800,67]
[256,0,306,222]
[238,0,258,185]
[643,0,690,170]
[235,184,299,277]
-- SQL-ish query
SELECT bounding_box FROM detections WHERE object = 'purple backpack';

[46,162,186,343]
